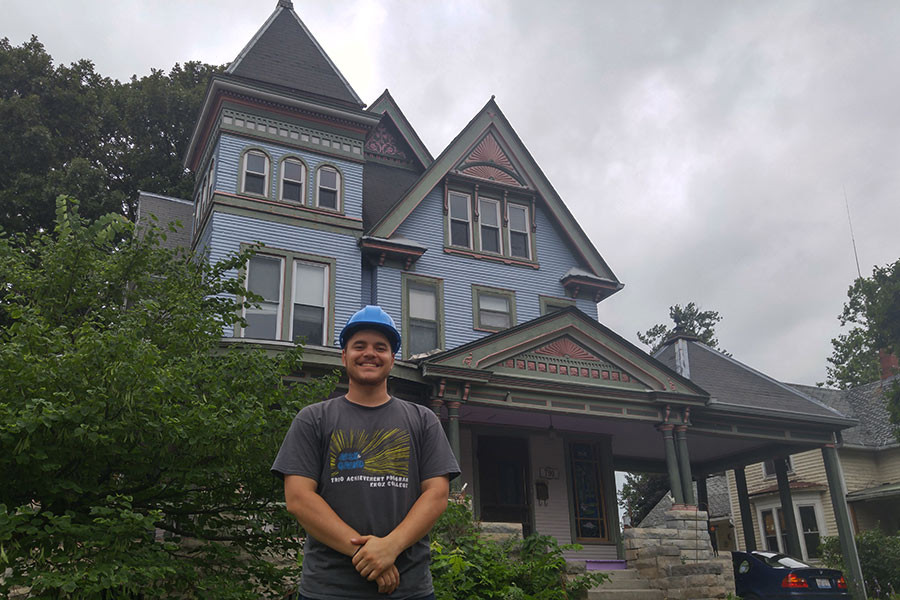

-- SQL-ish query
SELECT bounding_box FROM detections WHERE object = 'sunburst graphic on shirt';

[329,428,410,477]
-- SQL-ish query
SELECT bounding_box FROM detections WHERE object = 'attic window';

[280,158,306,204]
[449,192,472,248]
[316,166,341,211]
[508,204,531,259]
[243,150,269,196]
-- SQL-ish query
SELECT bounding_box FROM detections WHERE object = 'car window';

[753,552,809,569]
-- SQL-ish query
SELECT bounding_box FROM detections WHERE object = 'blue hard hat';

[339,305,401,354]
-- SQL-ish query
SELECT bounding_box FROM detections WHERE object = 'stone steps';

[586,569,664,600]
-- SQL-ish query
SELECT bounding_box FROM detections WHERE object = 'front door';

[477,435,531,534]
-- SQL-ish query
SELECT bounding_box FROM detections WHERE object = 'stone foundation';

[624,508,735,600]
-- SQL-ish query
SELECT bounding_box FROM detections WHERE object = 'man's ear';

[340,348,348,367]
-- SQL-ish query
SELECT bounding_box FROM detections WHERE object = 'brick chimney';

[879,348,898,380]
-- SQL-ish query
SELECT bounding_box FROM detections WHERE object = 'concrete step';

[587,589,664,600]
[584,568,664,599]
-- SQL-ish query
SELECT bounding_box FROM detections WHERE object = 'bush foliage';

[821,529,900,599]
[430,499,608,600]
[0,199,333,598]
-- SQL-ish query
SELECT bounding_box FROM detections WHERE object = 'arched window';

[242,150,269,196]
[280,158,306,204]
[315,166,341,211]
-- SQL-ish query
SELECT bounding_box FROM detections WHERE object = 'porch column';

[822,444,866,600]
[659,425,685,505]
[446,400,462,491]
[675,425,695,506]
[733,467,756,551]
[774,457,802,558]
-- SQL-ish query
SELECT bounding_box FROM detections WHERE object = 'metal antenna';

[844,185,862,279]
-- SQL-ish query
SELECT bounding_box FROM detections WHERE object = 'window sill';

[444,246,538,269]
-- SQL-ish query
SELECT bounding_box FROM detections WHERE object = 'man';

[273,305,460,600]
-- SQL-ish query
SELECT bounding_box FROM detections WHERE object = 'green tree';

[637,302,726,354]
[618,473,671,527]
[826,259,900,389]
[0,198,333,598]
[0,36,219,235]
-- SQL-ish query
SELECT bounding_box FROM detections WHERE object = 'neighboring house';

[724,373,900,561]
[135,191,193,250]
[639,475,737,553]
[138,0,861,571]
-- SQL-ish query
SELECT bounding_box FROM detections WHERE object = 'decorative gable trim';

[368,97,621,285]
[368,89,433,168]
[422,307,709,401]
[453,132,528,188]
[364,116,421,169]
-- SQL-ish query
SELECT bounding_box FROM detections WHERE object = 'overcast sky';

[6,0,900,386]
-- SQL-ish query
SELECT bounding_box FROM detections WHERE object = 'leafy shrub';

[821,529,900,598]
[431,498,608,600]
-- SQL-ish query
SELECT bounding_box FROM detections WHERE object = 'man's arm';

[350,475,450,580]
[284,474,362,557]
[284,475,400,594]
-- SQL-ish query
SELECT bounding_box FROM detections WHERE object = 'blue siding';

[388,188,598,350]
[206,211,362,345]
[215,133,363,221]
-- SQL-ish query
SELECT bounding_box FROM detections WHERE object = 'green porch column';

[447,400,461,491]
[822,444,866,600]
[659,425,685,505]
[733,466,757,551]
[675,425,695,506]
[774,457,803,558]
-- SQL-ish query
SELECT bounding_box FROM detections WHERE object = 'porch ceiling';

[459,403,828,474]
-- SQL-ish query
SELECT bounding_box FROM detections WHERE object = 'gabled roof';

[423,307,707,401]
[654,338,854,425]
[791,376,900,449]
[368,97,621,282]
[368,89,433,168]
[225,0,364,108]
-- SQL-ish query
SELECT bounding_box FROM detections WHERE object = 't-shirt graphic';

[328,428,410,488]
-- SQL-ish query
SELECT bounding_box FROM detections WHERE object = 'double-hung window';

[449,192,472,248]
[243,150,269,196]
[241,248,333,345]
[473,285,516,331]
[244,255,283,339]
[508,203,531,259]
[479,197,502,254]
[291,261,328,345]
[316,166,340,210]
[405,277,442,357]
[280,158,306,204]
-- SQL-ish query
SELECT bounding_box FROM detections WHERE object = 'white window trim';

[478,197,503,254]
[288,259,329,345]
[279,157,307,204]
[242,254,285,340]
[242,150,270,197]
[448,191,473,249]
[315,165,341,211]
[754,493,828,561]
[507,203,531,260]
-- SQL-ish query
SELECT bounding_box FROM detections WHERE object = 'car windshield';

[752,552,810,569]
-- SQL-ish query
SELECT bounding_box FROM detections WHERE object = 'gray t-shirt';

[272,396,460,600]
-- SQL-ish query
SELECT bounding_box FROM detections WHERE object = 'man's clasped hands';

[350,534,402,594]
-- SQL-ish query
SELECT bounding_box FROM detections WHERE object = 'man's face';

[341,329,395,386]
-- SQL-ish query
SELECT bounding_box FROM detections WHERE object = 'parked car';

[731,550,850,599]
